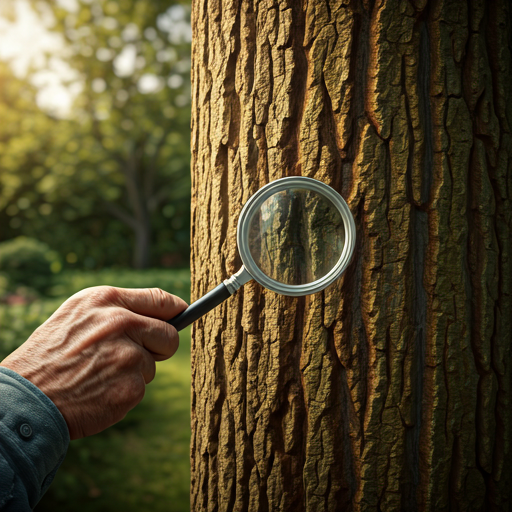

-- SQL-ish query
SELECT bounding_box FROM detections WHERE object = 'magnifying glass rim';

[237,176,356,296]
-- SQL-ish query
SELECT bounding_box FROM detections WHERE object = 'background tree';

[47,0,192,268]
[190,0,512,511]
[0,0,192,269]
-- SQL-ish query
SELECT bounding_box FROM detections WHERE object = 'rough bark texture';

[189,0,512,510]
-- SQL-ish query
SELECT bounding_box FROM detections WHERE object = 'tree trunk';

[189,0,512,510]
[133,219,151,269]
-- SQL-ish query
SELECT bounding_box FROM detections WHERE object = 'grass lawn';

[0,269,191,512]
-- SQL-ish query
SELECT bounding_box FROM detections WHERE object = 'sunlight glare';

[0,0,78,117]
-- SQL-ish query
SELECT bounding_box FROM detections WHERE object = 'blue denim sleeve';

[0,366,70,511]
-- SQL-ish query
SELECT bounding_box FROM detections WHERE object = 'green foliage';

[0,298,65,360]
[0,236,61,294]
[0,0,192,268]
[46,0,192,268]
[49,268,190,301]
[0,63,70,249]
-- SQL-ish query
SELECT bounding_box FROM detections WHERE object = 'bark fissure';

[418,19,433,205]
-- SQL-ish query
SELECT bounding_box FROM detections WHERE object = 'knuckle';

[148,287,168,310]
[120,375,145,408]
[69,287,96,304]
[73,286,120,305]
[161,320,175,341]
[134,380,146,404]
[163,322,179,355]
[149,320,177,357]
[103,308,133,333]
[97,285,121,304]
[119,344,144,369]
[146,362,156,384]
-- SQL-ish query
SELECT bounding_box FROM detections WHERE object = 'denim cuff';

[0,366,69,509]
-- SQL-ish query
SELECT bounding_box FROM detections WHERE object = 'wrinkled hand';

[0,286,187,440]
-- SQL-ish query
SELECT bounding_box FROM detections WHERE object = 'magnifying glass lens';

[248,188,345,286]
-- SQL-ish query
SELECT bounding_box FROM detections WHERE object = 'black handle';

[167,283,232,331]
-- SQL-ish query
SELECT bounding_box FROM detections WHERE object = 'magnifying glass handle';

[167,266,253,331]
[167,283,231,331]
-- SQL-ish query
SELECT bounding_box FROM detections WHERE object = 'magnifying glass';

[168,176,356,331]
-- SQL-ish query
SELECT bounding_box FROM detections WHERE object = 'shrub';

[0,237,61,295]
[0,299,65,360]
[49,268,190,301]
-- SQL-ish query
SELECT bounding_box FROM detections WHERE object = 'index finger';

[106,287,188,321]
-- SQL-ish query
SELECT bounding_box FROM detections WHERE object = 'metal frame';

[235,176,356,297]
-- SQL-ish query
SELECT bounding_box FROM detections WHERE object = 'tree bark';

[189,0,512,510]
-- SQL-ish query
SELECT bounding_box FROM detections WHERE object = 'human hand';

[0,286,187,440]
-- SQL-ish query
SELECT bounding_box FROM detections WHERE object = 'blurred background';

[0,0,192,510]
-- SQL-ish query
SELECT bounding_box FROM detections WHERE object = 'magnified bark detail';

[189,0,512,510]
[248,189,344,285]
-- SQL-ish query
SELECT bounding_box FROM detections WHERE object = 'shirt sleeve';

[0,366,70,511]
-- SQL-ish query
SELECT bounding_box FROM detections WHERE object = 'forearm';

[0,366,69,510]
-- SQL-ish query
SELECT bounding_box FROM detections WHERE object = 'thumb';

[113,287,188,321]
